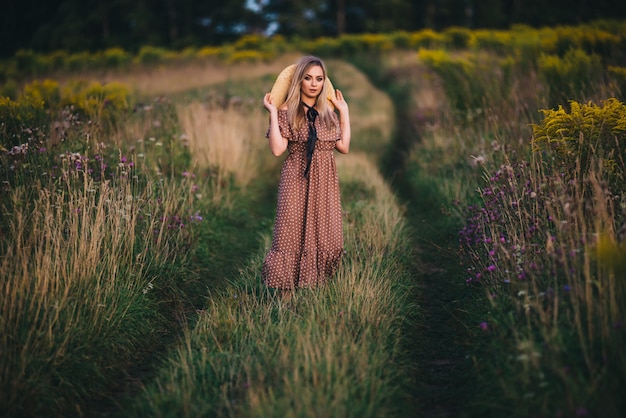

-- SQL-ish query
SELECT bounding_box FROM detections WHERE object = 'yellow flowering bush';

[418,49,512,117]
[196,46,221,59]
[61,80,131,125]
[409,29,446,49]
[302,37,342,57]
[226,50,268,63]
[470,29,512,54]
[444,26,472,49]
[0,95,47,148]
[232,34,265,51]
[101,47,132,69]
[538,48,603,105]
[22,79,61,109]
[532,98,626,192]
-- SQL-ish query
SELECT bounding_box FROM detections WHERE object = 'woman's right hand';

[263,92,277,113]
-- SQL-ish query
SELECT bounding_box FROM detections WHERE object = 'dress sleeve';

[265,109,292,140]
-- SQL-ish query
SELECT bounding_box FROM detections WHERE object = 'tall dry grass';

[461,150,626,416]
[0,162,199,416]
[176,102,269,199]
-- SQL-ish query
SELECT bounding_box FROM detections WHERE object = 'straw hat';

[269,64,335,109]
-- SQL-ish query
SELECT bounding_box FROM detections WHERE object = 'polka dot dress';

[263,109,343,289]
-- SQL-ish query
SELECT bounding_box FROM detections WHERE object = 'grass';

[6,34,625,417]
[361,43,626,416]
[116,152,417,418]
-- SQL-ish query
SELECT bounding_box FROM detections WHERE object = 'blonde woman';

[262,55,351,298]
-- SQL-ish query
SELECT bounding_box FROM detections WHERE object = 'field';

[1,21,626,417]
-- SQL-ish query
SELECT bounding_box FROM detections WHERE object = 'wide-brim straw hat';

[269,64,335,109]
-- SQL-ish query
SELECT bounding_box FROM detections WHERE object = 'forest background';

[3,0,626,58]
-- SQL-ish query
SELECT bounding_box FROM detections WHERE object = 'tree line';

[2,0,625,58]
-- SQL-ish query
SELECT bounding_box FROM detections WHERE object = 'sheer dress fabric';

[263,109,343,289]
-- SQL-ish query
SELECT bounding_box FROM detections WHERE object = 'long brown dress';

[263,109,343,289]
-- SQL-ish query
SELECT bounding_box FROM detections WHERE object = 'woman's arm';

[264,93,288,156]
[330,89,350,154]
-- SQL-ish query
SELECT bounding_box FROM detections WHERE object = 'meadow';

[1,20,626,418]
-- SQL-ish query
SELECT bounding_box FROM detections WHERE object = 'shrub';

[418,49,513,118]
[60,80,131,127]
[0,95,47,149]
[136,46,169,65]
[537,48,603,106]
[389,31,412,49]
[532,98,626,194]
[302,37,342,57]
[22,79,61,109]
[66,51,96,71]
[196,46,221,60]
[444,26,472,49]
[232,34,265,51]
[14,49,49,76]
[47,50,70,71]
[0,79,19,100]
[101,47,132,69]
[409,29,446,49]
[471,29,512,55]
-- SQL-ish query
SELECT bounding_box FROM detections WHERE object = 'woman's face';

[300,65,325,101]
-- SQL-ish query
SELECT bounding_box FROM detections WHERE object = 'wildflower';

[487,265,497,272]
[471,155,486,166]
[479,322,488,331]
[563,284,571,292]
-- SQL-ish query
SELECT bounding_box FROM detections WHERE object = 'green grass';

[115,152,417,418]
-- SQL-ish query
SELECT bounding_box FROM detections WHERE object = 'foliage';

[532,98,626,193]
[59,80,132,127]
[417,48,514,118]
[538,48,604,106]
[0,75,205,417]
[608,65,626,99]
[444,26,472,49]
[0,95,47,149]
[101,47,132,69]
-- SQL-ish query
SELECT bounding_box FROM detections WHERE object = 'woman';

[262,55,351,297]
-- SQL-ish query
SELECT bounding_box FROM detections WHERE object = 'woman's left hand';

[329,89,349,114]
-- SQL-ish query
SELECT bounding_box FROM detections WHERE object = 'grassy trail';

[88,57,483,417]
[350,56,485,417]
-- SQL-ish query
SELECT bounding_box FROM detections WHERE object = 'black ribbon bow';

[302,102,318,178]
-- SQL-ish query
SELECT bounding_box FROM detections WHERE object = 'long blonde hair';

[284,56,338,133]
